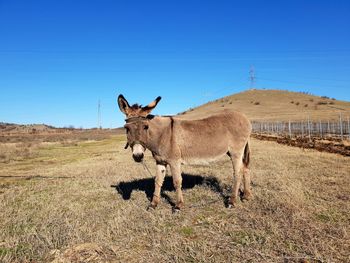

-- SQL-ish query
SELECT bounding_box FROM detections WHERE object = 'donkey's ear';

[117,94,130,115]
[142,96,161,115]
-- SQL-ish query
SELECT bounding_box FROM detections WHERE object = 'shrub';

[299,91,313,95]
[254,101,260,105]
[295,102,300,105]
[290,101,294,104]
[304,104,308,107]
[317,101,328,105]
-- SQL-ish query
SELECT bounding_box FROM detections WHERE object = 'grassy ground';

[0,135,349,262]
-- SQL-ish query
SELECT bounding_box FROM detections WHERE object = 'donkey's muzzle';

[133,153,144,163]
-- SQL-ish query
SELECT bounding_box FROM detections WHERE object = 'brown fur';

[118,95,252,209]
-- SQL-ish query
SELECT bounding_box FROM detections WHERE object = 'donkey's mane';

[130,104,142,109]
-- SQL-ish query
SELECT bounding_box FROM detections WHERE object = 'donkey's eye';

[144,125,149,130]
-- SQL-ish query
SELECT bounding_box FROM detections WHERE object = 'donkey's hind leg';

[170,161,184,210]
[242,165,252,201]
[228,151,244,207]
[242,140,252,201]
[149,163,166,209]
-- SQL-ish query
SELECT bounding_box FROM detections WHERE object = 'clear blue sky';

[0,0,349,128]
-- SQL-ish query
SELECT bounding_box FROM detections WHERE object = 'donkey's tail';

[242,140,250,168]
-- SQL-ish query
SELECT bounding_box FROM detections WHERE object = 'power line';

[255,73,350,83]
[1,48,350,54]
[257,77,349,89]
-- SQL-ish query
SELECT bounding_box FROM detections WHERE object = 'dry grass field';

[1,133,349,262]
[180,89,350,121]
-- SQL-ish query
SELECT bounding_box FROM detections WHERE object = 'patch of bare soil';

[252,134,350,156]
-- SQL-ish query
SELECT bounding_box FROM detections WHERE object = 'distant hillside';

[0,122,57,134]
[178,89,350,121]
[0,122,124,136]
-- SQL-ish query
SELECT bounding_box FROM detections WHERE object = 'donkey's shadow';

[111,173,231,207]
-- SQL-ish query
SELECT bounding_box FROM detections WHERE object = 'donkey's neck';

[145,116,173,155]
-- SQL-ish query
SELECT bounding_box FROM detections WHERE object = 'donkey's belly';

[181,151,228,165]
[179,130,230,165]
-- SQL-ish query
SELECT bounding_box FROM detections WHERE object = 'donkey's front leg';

[150,163,167,209]
[170,162,184,210]
[229,153,243,207]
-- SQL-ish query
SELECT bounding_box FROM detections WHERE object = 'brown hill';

[0,122,57,134]
[178,89,350,121]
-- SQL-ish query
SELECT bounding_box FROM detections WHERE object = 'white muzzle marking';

[132,144,145,156]
[132,143,145,162]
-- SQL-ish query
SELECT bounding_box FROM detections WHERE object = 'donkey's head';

[117,94,161,162]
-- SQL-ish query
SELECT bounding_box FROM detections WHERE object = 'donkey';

[117,94,252,210]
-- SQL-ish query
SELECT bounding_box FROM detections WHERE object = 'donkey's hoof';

[227,203,234,209]
[172,206,181,214]
[227,199,238,208]
[242,193,252,202]
[147,204,157,211]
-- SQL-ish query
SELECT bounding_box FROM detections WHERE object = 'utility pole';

[98,99,101,129]
[249,65,256,89]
